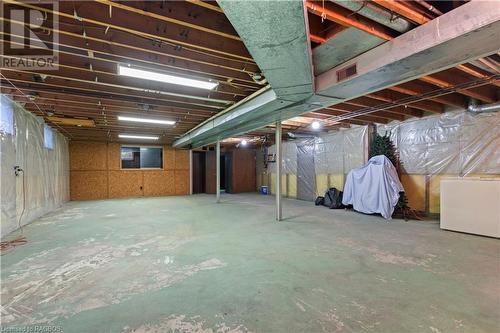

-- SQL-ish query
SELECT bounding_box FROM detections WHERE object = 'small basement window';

[44,124,54,149]
[121,146,163,169]
[0,95,14,135]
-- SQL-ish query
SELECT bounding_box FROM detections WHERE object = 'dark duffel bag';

[323,188,344,209]
[315,196,325,206]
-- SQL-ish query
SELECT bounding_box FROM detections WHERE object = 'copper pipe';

[305,1,395,40]
[414,0,443,16]
[372,0,430,25]
[309,34,327,44]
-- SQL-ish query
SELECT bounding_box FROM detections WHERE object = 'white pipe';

[275,121,282,221]
[216,140,221,203]
[468,101,500,113]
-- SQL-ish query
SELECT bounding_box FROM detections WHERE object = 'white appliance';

[440,177,500,238]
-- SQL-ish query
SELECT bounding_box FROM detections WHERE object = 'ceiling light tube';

[118,65,218,90]
[118,116,176,125]
[118,134,159,140]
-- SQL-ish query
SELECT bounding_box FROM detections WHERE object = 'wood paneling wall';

[231,149,256,193]
[201,149,256,194]
[70,141,189,200]
[205,151,216,194]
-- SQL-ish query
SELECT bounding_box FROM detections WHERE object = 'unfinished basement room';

[1,1,499,332]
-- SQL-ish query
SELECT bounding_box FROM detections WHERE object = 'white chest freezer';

[440,177,500,238]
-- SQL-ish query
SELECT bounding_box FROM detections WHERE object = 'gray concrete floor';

[1,193,498,333]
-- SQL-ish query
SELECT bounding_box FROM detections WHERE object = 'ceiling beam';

[174,0,500,148]
[316,0,500,101]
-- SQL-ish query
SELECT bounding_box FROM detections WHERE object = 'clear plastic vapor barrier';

[377,110,499,213]
[257,126,368,201]
[1,95,69,237]
[257,110,498,215]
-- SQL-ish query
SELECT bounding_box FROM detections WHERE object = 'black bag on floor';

[323,188,344,209]
[315,196,325,206]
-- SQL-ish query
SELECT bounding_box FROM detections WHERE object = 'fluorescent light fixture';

[311,121,321,130]
[241,139,248,146]
[118,116,175,125]
[118,65,218,90]
[118,134,159,140]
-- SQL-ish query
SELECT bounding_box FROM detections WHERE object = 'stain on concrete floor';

[1,193,498,332]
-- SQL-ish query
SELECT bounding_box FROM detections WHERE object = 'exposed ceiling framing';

[1,0,498,146]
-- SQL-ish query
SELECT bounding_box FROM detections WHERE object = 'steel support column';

[216,140,221,203]
[275,121,282,221]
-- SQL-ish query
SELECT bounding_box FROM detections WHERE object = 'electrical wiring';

[0,167,27,254]
[0,75,64,254]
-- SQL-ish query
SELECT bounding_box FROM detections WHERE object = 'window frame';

[120,144,164,170]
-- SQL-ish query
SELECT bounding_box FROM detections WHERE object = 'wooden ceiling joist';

[0,77,226,111]
[95,0,241,41]
[4,0,253,62]
[0,22,260,83]
[368,90,445,114]
[305,0,397,40]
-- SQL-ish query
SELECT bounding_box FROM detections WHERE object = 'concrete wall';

[1,96,69,237]
[69,141,189,200]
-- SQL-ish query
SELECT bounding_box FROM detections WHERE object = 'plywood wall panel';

[108,171,143,198]
[107,143,121,170]
[164,147,175,170]
[70,142,107,170]
[70,143,189,200]
[143,171,175,196]
[70,171,108,200]
[175,170,190,195]
[175,150,190,170]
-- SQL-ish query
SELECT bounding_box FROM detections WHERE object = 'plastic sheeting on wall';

[377,110,500,176]
[377,110,500,213]
[1,95,69,237]
[265,126,368,199]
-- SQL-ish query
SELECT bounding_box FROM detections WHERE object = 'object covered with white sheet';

[342,155,404,219]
